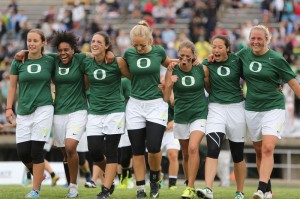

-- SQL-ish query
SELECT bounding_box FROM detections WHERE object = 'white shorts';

[206,102,246,142]
[245,109,286,142]
[126,97,168,130]
[77,131,88,152]
[118,129,131,148]
[86,112,125,136]
[44,137,53,152]
[174,119,206,140]
[16,105,54,144]
[53,110,87,147]
[161,130,180,151]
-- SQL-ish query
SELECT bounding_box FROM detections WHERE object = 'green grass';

[0,183,299,199]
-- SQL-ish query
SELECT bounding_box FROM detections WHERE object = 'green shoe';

[235,191,244,199]
[181,187,196,199]
[169,186,177,190]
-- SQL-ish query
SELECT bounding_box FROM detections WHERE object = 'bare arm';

[203,65,210,93]
[84,74,90,90]
[6,75,18,124]
[116,57,131,79]
[288,78,300,99]
[163,69,174,102]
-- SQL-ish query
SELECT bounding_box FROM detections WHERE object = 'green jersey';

[203,54,244,104]
[10,56,54,115]
[172,64,208,123]
[121,78,131,105]
[83,57,124,115]
[123,45,167,100]
[51,53,87,114]
[237,47,296,111]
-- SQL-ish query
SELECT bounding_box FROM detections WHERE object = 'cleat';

[96,187,110,199]
[196,187,213,199]
[169,185,177,190]
[150,181,160,198]
[118,175,127,189]
[51,175,60,186]
[126,177,134,189]
[181,187,196,199]
[136,189,147,199]
[264,191,273,199]
[252,190,264,199]
[85,181,97,188]
[235,192,244,199]
[66,184,78,198]
[25,190,39,198]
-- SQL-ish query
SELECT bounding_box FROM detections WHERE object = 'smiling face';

[27,32,45,55]
[249,29,269,56]
[131,36,151,54]
[57,42,74,64]
[212,38,229,62]
[91,34,108,56]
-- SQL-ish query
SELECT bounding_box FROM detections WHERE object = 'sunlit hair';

[28,29,46,54]
[211,34,231,54]
[130,20,153,44]
[51,31,80,53]
[93,31,112,52]
[178,40,197,61]
[249,25,271,45]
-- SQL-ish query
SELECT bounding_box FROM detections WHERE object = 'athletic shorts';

[16,105,54,144]
[118,129,131,148]
[245,109,286,142]
[86,112,125,136]
[161,130,180,151]
[44,137,53,152]
[77,131,88,152]
[174,119,206,140]
[206,102,246,142]
[53,110,87,147]
[126,97,168,130]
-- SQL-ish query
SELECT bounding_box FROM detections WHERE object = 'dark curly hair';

[51,31,81,53]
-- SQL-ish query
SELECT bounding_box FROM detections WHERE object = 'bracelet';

[5,108,12,111]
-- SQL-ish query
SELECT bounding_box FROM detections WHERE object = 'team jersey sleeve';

[157,45,167,63]
[47,53,59,59]
[10,59,20,75]
[276,57,297,83]
[201,58,209,66]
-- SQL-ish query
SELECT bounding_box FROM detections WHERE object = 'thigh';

[31,105,54,142]
[104,112,125,135]
[262,109,286,138]
[126,98,146,130]
[65,110,87,141]
[226,102,247,142]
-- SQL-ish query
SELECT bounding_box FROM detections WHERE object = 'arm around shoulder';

[117,57,131,79]
[203,65,210,93]
[163,70,174,102]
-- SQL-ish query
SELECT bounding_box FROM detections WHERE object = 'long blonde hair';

[129,20,153,44]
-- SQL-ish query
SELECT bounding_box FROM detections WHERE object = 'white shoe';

[234,192,244,199]
[196,187,213,199]
[252,190,264,199]
[66,183,78,198]
[264,191,273,199]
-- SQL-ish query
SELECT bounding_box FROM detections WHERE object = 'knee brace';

[128,129,146,155]
[17,141,32,164]
[229,140,244,163]
[120,146,132,168]
[105,134,121,164]
[206,132,225,159]
[146,121,165,154]
[88,136,105,162]
[78,152,86,166]
[31,141,46,164]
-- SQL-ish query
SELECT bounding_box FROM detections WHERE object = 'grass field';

[0,182,299,199]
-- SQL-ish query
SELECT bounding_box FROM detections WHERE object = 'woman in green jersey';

[196,35,247,199]
[83,31,130,199]
[236,25,300,199]
[164,40,210,199]
[123,20,178,199]
[6,29,55,198]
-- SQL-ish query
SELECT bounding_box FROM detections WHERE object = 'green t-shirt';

[203,54,244,104]
[237,47,296,111]
[172,64,208,123]
[10,55,54,115]
[83,57,124,114]
[51,53,88,114]
[123,45,167,100]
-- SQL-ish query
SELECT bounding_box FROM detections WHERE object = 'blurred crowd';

[1,0,300,128]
